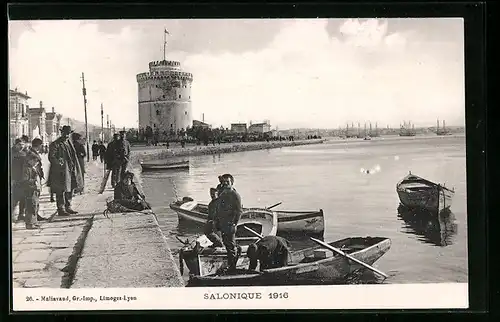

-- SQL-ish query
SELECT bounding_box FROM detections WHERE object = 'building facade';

[9,89,31,144]
[28,101,47,143]
[231,123,247,133]
[45,107,63,143]
[137,59,194,133]
[248,121,271,134]
[193,120,210,129]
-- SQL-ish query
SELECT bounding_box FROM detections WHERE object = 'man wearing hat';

[216,173,243,272]
[105,133,124,187]
[47,125,84,216]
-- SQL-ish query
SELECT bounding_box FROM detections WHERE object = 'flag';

[164,28,170,35]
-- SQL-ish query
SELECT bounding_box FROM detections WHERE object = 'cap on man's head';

[21,135,30,143]
[221,173,234,183]
[32,138,43,147]
[61,125,73,134]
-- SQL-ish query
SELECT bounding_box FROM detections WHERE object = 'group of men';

[202,174,292,272]
[91,141,107,163]
[10,125,133,229]
[105,132,131,188]
[11,136,46,229]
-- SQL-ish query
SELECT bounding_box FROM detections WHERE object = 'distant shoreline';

[129,139,326,165]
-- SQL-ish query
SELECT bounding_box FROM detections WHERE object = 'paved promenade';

[11,157,183,288]
[12,159,107,288]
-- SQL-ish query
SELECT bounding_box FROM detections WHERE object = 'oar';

[243,225,264,239]
[266,202,282,210]
[310,237,388,279]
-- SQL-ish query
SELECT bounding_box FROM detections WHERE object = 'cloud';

[9,18,465,129]
[9,20,146,127]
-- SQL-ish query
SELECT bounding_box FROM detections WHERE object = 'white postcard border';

[13,283,468,311]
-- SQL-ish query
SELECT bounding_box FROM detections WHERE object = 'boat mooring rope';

[169,177,180,200]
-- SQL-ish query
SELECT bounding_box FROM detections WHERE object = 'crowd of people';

[10,125,135,230]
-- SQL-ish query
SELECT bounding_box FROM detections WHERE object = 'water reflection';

[397,204,458,247]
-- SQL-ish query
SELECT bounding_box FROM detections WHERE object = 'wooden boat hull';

[396,173,455,214]
[177,207,278,276]
[140,161,189,171]
[186,237,392,286]
[170,200,325,237]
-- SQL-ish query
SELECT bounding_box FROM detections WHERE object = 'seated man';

[204,188,224,247]
[247,236,292,271]
[113,171,151,211]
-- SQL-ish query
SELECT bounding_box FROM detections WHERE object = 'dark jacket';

[216,188,242,230]
[11,146,27,182]
[104,140,118,168]
[47,136,84,193]
[249,236,292,271]
[98,144,106,155]
[117,139,131,161]
[73,140,86,174]
[22,147,44,192]
[207,198,219,221]
[91,144,99,155]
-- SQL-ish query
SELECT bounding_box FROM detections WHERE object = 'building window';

[185,111,187,116]
[178,94,181,99]
[189,96,191,99]
[156,110,160,116]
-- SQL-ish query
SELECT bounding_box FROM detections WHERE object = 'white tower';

[136,32,193,132]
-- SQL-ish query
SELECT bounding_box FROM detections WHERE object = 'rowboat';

[140,160,189,172]
[396,172,455,214]
[186,236,392,286]
[178,208,278,276]
[170,198,325,237]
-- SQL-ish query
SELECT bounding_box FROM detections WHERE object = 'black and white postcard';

[9,16,473,311]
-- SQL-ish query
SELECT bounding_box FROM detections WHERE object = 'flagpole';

[163,29,166,61]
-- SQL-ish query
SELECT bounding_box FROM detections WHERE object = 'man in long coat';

[47,126,84,216]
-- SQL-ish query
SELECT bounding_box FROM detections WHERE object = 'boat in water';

[186,236,392,286]
[396,172,455,214]
[170,198,325,238]
[178,208,278,276]
[140,160,189,172]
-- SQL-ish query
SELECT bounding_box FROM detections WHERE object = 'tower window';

[179,94,182,99]
[156,110,160,116]
[163,95,166,99]
[189,96,191,99]
[185,111,187,115]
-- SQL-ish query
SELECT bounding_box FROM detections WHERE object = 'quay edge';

[129,139,326,165]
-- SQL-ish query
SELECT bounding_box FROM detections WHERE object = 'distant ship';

[399,121,416,137]
[436,119,451,136]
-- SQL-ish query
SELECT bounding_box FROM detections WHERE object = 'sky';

[8,18,465,129]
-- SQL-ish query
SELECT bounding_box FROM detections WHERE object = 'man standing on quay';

[217,173,243,272]
[22,138,45,229]
[105,133,120,187]
[11,136,29,221]
[118,131,131,180]
[47,126,84,216]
